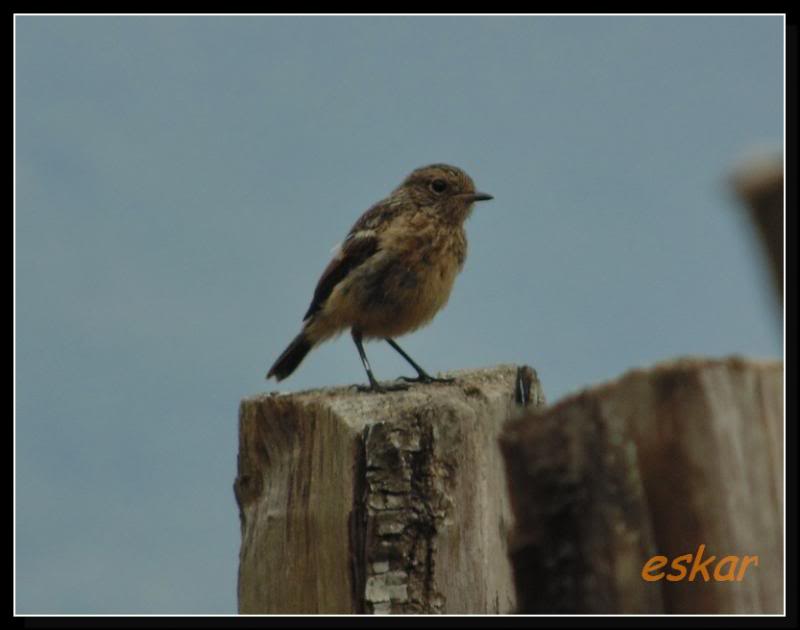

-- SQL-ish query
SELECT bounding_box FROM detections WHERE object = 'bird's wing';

[349,198,403,234]
[302,198,405,321]
[303,230,379,321]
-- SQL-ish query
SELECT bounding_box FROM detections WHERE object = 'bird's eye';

[430,179,448,194]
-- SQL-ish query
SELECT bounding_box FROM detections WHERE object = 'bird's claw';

[399,374,455,385]
[354,381,410,394]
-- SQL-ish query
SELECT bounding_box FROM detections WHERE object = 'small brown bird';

[267,164,493,392]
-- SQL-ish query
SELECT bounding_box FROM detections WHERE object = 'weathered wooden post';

[234,364,544,614]
[732,154,783,305]
[500,356,783,614]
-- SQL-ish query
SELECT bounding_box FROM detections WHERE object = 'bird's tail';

[267,331,313,381]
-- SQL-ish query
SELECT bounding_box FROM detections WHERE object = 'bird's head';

[393,164,493,224]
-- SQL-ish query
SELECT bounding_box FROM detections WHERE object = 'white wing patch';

[331,228,377,256]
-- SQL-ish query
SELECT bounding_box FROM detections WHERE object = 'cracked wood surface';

[234,365,544,614]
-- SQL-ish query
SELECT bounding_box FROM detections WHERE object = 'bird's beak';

[463,191,494,202]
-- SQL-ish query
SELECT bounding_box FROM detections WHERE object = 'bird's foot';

[399,373,455,385]
[354,380,410,394]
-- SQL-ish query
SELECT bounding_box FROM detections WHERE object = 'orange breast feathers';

[305,217,467,341]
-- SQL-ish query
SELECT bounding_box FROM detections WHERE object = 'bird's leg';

[385,338,454,384]
[352,329,408,393]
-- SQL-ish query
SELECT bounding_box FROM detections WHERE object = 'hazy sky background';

[15,15,783,614]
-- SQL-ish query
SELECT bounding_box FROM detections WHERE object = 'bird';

[266,163,493,392]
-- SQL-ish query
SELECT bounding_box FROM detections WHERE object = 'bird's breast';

[355,225,467,338]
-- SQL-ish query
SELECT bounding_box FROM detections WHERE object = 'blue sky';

[15,15,782,614]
